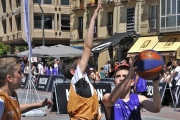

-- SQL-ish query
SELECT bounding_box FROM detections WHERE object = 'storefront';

[127,36,160,57]
[92,32,134,70]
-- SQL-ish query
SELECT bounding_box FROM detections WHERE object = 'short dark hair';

[100,67,104,70]
[61,57,80,79]
[114,65,130,79]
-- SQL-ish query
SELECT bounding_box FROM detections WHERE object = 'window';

[16,16,21,31]
[1,0,6,13]
[149,5,158,32]
[2,20,6,34]
[9,0,12,10]
[34,0,52,4]
[61,0,69,5]
[78,17,83,39]
[16,0,21,7]
[127,8,135,32]
[107,12,113,36]
[160,0,179,31]
[61,15,70,31]
[9,18,12,32]
[34,15,53,29]
[44,16,53,29]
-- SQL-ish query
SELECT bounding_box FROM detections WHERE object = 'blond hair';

[0,56,21,86]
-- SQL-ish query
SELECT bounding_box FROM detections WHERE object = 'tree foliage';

[0,42,9,56]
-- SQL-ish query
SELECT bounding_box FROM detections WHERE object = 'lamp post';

[33,0,45,46]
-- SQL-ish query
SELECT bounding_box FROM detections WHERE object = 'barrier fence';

[21,75,180,114]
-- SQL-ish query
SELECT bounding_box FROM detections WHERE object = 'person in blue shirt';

[102,57,162,120]
[134,75,147,96]
[134,74,147,112]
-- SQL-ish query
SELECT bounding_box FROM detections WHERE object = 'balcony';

[107,25,113,36]
[86,0,98,10]
[149,18,158,33]
[102,0,115,7]
[78,28,83,39]
[72,0,85,12]
[121,0,137,4]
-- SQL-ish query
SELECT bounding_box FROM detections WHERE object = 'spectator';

[94,67,100,82]
[24,62,29,74]
[114,62,120,70]
[166,60,180,105]
[54,58,58,73]
[99,67,108,78]
[57,59,62,75]
[46,63,51,75]
[20,60,24,73]
[104,61,109,73]
[37,61,43,75]
[129,57,133,66]
[89,68,95,81]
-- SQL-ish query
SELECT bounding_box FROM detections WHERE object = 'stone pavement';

[16,89,180,120]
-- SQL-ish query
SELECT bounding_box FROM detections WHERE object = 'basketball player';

[0,56,53,120]
[102,58,162,120]
[61,2,102,119]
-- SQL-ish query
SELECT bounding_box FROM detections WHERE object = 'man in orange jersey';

[0,56,53,120]
[61,2,102,120]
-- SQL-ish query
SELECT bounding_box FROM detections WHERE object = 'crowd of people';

[20,58,62,83]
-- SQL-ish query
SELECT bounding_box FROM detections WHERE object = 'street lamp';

[33,0,45,46]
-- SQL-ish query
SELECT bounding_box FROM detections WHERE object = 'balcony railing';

[121,0,137,4]
[102,0,114,4]
[78,28,83,39]
[87,0,98,9]
[107,25,113,36]
[72,0,85,12]
[149,18,157,32]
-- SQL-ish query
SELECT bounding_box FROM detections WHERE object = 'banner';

[53,82,111,114]
[23,0,32,56]
[21,74,28,89]
[146,81,167,101]
[47,75,66,92]
[36,75,51,91]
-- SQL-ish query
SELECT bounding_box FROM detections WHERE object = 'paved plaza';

[16,89,180,120]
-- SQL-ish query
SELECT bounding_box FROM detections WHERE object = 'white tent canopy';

[17,44,83,57]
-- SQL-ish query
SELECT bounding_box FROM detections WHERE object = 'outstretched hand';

[41,98,53,109]
[91,1,102,21]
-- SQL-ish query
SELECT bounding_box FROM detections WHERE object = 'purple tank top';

[110,94,141,120]
[46,68,51,75]
[52,69,57,75]
[136,77,147,92]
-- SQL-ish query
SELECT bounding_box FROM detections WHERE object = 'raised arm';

[79,2,102,75]
[139,75,162,113]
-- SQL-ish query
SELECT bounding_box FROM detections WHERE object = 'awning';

[127,36,159,57]
[152,35,180,58]
[153,35,180,51]
[92,32,133,53]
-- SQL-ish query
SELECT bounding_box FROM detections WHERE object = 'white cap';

[89,68,94,71]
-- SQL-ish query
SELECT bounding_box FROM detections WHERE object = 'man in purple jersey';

[102,57,162,120]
